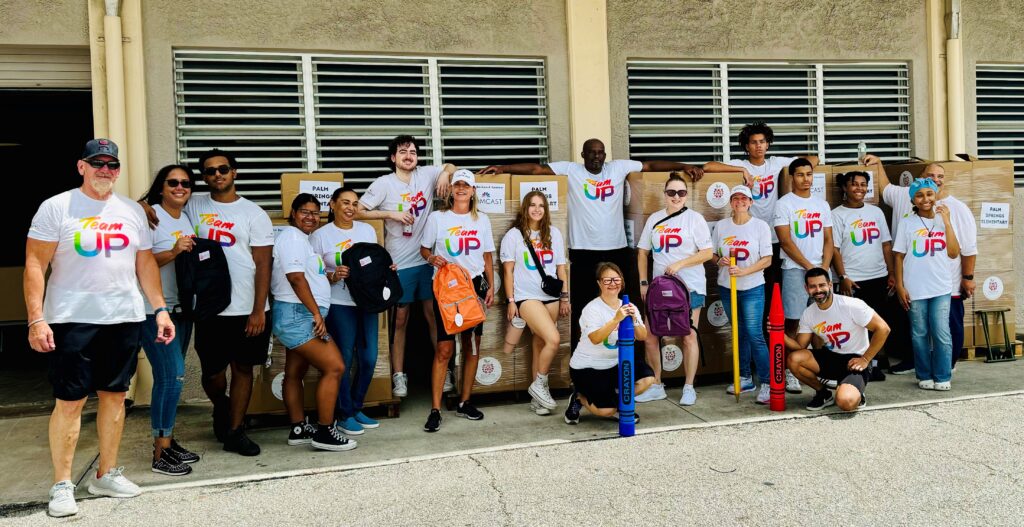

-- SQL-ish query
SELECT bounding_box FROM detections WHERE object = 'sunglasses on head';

[86,159,120,170]
[664,189,687,198]
[202,164,232,177]
[165,179,192,188]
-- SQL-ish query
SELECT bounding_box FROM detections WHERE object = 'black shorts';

[48,322,142,401]
[515,298,558,310]
[433,275,488,342]
[194,313,272,376]
[570,360,655,409]
[811,347,870,393]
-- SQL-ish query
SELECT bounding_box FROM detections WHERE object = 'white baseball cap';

[451,169,476,187]
[730,185,753,199]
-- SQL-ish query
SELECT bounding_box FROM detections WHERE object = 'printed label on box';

[706,182,730,209]
[983,276,1004,301]
[899,170,914,187]
[475,356,502,385]
[811,172,827,200]
[300,180,341,211]
[476,183,506,214]
[625,219,636,247]
[271,372,285,400]
[863,170,875,200]
[980,202,1010,229]
[707,300,729,327]
[519,181,559,211]
[661,344,683,372]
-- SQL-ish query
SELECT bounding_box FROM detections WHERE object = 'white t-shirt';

[570,297,622,370]
[271,226,331,309]
[798,294,876,356]
[186,194,274,316]
[28,189,152,324]
[548,160,642,250]
[499,227,567,302]
[724,156,796,242]
[638,208,712,295]
[831,204,892,282]
[712,216,773,290]
[145,204,196,311]
[308,221,379,306]
[359,165,444,270]
[892,213,955,301]
[882,183,913,239]
[773,193,834,270]
[421,210,496,278]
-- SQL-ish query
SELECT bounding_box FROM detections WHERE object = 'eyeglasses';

[664,189,688,198]
[165,179,192,188]
[86,159,120,170]
[599,277,622,285]
[202,165,232,177]
[295,209,320,218]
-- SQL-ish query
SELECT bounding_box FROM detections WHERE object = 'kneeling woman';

[420,170,496,432]
[565,262,656,424]
[271,193,355,451]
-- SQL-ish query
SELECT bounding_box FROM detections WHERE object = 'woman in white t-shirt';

[271,194,354,452]
[309,187,389,437]
[636,173,712,406]
[137,164,200,476]
[713,185,774,404]
[892,179,960,391]
[420,170,495,432]
[499,191,569,416]
[565,262,655,425]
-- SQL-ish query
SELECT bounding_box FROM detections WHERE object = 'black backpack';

[175,238,232,321]
[341,242,403,313]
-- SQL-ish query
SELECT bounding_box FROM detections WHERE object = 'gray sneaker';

[527,376,557,410]
[87,467,141,498]
[48,480,77,517]
[392,372,408,397]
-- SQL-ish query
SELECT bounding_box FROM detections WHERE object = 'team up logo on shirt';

[73,216,130,258]
[849,219,881,246]
[583,178,615,201]
[316,255,326,276]
[652,224,683,253]
[170,230,197,241]
[333,239,353,266]
[444,226,482,256]
[752,174,775,200]
[720,236,750,261]
[792,210,824,238]
[522,238,554,270]
[911,229,946,257]
[195,213,236,247]
[812,320,851,350]
[602,334,617,349]
[401,191,428,217]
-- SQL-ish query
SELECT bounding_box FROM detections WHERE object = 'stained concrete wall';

[0,0,88,46]
[606,0,931,160]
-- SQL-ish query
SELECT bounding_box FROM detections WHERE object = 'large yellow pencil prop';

[729,249,740,403]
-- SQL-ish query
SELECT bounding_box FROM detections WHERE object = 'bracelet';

[154,307,170,316]
[28,318,45,328]
[559,292,569,298]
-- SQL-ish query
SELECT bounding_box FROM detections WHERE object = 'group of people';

[27,121,978,516]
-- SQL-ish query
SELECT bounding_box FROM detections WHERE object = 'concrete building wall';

[0,0,88,46]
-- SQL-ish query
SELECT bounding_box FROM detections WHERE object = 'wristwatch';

[962,274,974,280]
[640,280,649,286]
[507,297,515,303]
[839,274,847,281]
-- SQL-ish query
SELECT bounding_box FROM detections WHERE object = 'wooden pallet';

[963,340,1023,361]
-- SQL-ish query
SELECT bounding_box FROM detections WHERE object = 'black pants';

[845,276,891,367]
[569,247,634,350]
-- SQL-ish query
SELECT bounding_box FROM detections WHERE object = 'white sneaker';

[392,372,408,397]
[87,467,141,498]
[635,383,667,403]
[443,370,455,393]
[527,375,557,410]
[679,385,697,406]
[934,381,951,391]
[726,377,756,394]
[48,480,77,517]
[529,398,551,416]
[785,370,803,394]
[817,376,838,389]
[918,379,935,390]
[755,384,771,405]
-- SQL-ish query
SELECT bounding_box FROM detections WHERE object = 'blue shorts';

[272,301,329,349]
[689,291,706,310]
[398,264,434,304]
[781,268,813,319]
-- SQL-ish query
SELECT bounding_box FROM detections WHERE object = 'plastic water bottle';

[857,141,868,164]
[400,204,413,237]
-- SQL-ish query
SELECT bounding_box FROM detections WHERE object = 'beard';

[812,290,831,305]
[89,178,115,195]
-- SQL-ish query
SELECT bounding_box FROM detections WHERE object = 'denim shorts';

[272,301,329,349]
[781,267,813,319]
[398,264,434,304]
[689,291,706,310]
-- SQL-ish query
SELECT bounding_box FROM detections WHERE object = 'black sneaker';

[456,401,484,421]
[167,439,200,464]
[806,389,835,411]
[312,423,357,452]
[212,400,230,443]
[869,367,886,382]
[564,391,582,425]
[889,362,915,375]
[152,450,193,476]
[223,427,261,456]
[424,409,442,432]
[287,419,316,446]
[858,395,867,409]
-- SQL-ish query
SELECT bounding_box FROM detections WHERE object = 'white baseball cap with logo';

[451,169,476,187]
[729,185,753,199]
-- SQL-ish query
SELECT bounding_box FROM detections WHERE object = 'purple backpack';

[646,274,692,337]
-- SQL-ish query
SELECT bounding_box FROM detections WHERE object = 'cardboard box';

[625,171,672,215]
[0,266,27,322]
[475,173,512,215]
[280,172,344,217]
[814,164,878,206]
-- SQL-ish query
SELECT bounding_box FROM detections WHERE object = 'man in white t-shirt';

[356,135,454,398]
[187,149,274,457]
[876,161,978,373]
[786,268,890,412]
[26,139,175,517]
[480,138,703,348]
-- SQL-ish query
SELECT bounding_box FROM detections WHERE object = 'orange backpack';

[432,263,487,336]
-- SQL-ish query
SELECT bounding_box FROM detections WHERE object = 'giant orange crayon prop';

[729,249,740,403]
[768,282,786,411]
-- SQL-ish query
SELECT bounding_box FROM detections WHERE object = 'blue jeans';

[719,284,770,384]
[327,304,379,419]
[139,312,192,437]
[909,295,952,383]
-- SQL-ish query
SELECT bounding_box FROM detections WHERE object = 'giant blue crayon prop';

[618,294,636,437]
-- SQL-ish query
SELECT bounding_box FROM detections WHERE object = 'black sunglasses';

[166,179,192,188]
[86,159,121,170]
[202,164,232,177]
[664,189,688,198]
